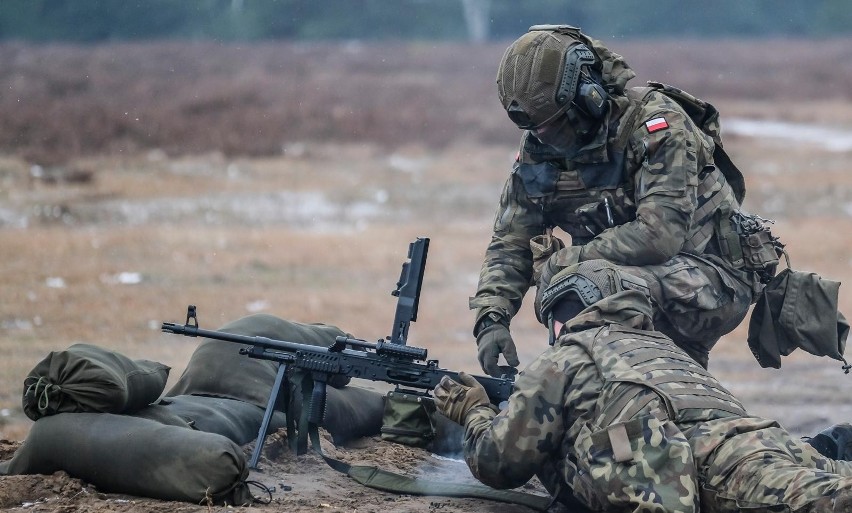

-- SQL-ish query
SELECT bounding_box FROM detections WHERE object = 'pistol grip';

[308,379,327,425]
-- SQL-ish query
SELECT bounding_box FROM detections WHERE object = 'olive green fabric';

[133,394,287,445]
[748,268,850,369]
[166,313,350,407]
[22,343,170,421]
[323,385,385,445]
[377,390,466,456]
[380,390,437,448]
[0,413,252,506]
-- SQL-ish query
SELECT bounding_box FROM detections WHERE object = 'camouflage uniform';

[471,86,759,367]
[462,290,852,512]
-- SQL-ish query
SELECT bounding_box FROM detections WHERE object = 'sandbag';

[22,343,170,421]
[133,394,286,445]
[322,385,385,445]
[0,413,252,505]
[166,313,350,407]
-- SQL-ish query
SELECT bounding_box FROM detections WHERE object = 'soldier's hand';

[433,372,491,425]
[476,321,519,378]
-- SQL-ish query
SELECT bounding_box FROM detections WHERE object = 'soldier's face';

[533,113,579,154]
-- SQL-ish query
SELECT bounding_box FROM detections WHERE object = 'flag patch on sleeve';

[645,117,669,133]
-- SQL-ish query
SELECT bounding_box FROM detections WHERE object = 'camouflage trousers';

[688,416,852,513]
[617,252,757,368]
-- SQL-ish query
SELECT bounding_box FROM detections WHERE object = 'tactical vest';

[579,326,747,426]
[515,83,741,253]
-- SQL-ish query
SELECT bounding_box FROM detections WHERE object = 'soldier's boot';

[805,423,852,461]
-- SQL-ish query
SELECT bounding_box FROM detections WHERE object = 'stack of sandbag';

[2,342,254,505]
[0,313,464,506]
[0,412,252,504]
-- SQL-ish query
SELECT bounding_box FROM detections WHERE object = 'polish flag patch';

[645,117,669,133]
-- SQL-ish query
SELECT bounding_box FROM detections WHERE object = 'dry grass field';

[0,37,851,512]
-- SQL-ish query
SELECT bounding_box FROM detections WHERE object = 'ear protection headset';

[555,43,609,120]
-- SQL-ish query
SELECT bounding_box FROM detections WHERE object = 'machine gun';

[161,237,514,468]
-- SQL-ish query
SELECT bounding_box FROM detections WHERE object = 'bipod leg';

[249,362,289,470]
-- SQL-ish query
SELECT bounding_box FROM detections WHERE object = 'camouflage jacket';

[461,290,746,511]
[470,87,739,326]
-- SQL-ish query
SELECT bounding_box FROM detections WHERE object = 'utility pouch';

[380,390,436,448]
[717,209,785,283]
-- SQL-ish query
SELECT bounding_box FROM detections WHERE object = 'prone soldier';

[442,260,852,512]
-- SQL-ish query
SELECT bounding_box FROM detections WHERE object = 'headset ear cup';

[578,81,608,119]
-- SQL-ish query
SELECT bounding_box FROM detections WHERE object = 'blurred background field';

[1,4,852,443]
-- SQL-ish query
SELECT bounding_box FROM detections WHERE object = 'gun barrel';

[161,322,195,336]
[161,321,325,356]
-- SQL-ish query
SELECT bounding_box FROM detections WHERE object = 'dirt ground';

[0,431,558,513]
[1,38,852,512]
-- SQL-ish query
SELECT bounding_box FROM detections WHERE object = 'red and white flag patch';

[645,117,669,133]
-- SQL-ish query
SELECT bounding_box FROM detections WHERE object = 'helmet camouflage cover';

[496,25,636,129]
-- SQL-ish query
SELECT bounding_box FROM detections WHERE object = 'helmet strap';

[547,312,557,346]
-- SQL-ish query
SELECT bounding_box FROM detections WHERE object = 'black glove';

[475,318,519,378]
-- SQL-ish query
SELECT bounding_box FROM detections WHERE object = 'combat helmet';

[537,260,650,344]
[496,25,635,131]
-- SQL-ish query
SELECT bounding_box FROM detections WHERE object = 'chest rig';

[515,129,631,246]
[514,84,742,253]
[579,327,747,426]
